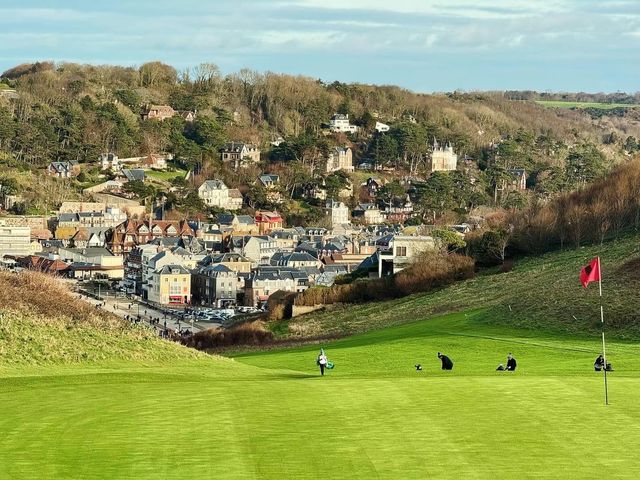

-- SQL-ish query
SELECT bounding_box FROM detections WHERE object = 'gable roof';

[200,179,228,191]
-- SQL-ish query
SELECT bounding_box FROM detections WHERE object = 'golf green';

[2,311,640,479]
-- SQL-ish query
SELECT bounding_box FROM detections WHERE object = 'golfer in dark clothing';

[438,352,453,370]
[506,353,517,371]
[594,354,612,371]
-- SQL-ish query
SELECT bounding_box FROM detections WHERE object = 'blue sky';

[1,0,638,93]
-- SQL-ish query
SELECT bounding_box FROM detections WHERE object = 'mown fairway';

[535,100,639,109]
[2,311,640,479]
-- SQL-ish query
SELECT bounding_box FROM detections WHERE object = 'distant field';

[3,312,640,479]
[535,100,638,109]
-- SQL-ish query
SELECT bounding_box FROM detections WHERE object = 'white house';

[326,200,350,227]
[329,114,358,134]
[198,180,243,211]
[375,122,390,133]
[377,235,437,277]
[99,153,120,171]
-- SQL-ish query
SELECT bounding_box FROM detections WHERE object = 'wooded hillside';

[1,61,639,218]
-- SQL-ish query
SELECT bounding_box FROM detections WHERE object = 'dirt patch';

[616,257,640,281]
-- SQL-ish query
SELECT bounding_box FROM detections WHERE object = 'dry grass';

[0,270,123,330]
[0,271,200,365]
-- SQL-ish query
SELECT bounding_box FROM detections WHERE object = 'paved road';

[77,290,213,336]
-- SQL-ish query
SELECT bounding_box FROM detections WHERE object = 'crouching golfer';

[437,352,453,370]
[497,353,517,371]
[317,349,328,376]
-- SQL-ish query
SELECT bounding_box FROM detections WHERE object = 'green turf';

[145,168,187,182]
[3,311,640,479]
[535,100,639,109]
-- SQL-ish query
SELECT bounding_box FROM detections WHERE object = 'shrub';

[294,253,475,307]
[182,321,274,350]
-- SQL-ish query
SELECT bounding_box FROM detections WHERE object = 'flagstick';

[598,257,609,406]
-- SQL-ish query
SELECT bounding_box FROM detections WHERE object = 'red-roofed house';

[255,211,283,235]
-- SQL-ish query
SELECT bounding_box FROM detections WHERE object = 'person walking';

[317,349,328,376]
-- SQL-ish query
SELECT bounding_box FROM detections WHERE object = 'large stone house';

[220,142,261,169]
[429,139,458,172]
[191,264,238,307]
[198,180,243,210]
[326,147,354,173]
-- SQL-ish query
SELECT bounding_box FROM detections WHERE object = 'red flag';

[580,257,601,288]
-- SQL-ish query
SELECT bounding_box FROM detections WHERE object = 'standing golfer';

[437,352,453,370]
[317,349,328,376]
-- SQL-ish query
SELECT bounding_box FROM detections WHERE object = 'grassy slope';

[0,271,200,368]
[284,234,640,339]
[3,312,640,479]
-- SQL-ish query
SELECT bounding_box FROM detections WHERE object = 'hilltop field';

[1,236,639,479]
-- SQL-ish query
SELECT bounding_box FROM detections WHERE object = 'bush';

[182,321,274,350]
[294,253,475,307]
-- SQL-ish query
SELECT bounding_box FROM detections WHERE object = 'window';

[169,282,182,296]
[395,246,407,257]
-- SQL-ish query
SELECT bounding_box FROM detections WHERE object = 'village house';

[255,211,284,235]
[220,142,261,169]
[363,177,388,197]
[140,104,176,121]
[429,139,458,172]
[326,200,350,227]
[198,180,243,210]
[231,235,279,264]
[270,252,322,269]
[256,174,283,204]
[57,246,124,279]
[191,264,238,307]
[326,146,354,173]
[47,161,80,178]
[141,154,169,170]
[200,252,253,273]
[99,153,120,171]
[352,203,385,225]
[69,228,109,249]
[269,229,300,250]
[107,219,195,255]
[0,222,32,257]
[147,264,191,305]
[217,214,259,235]
[243,268,309,307]
[377,235,436,277]
[120,168,146,183]
[16,254,70,276]
[379,195,414,223]
[329,114,358,133]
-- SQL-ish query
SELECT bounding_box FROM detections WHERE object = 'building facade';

[326,147,354,173]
